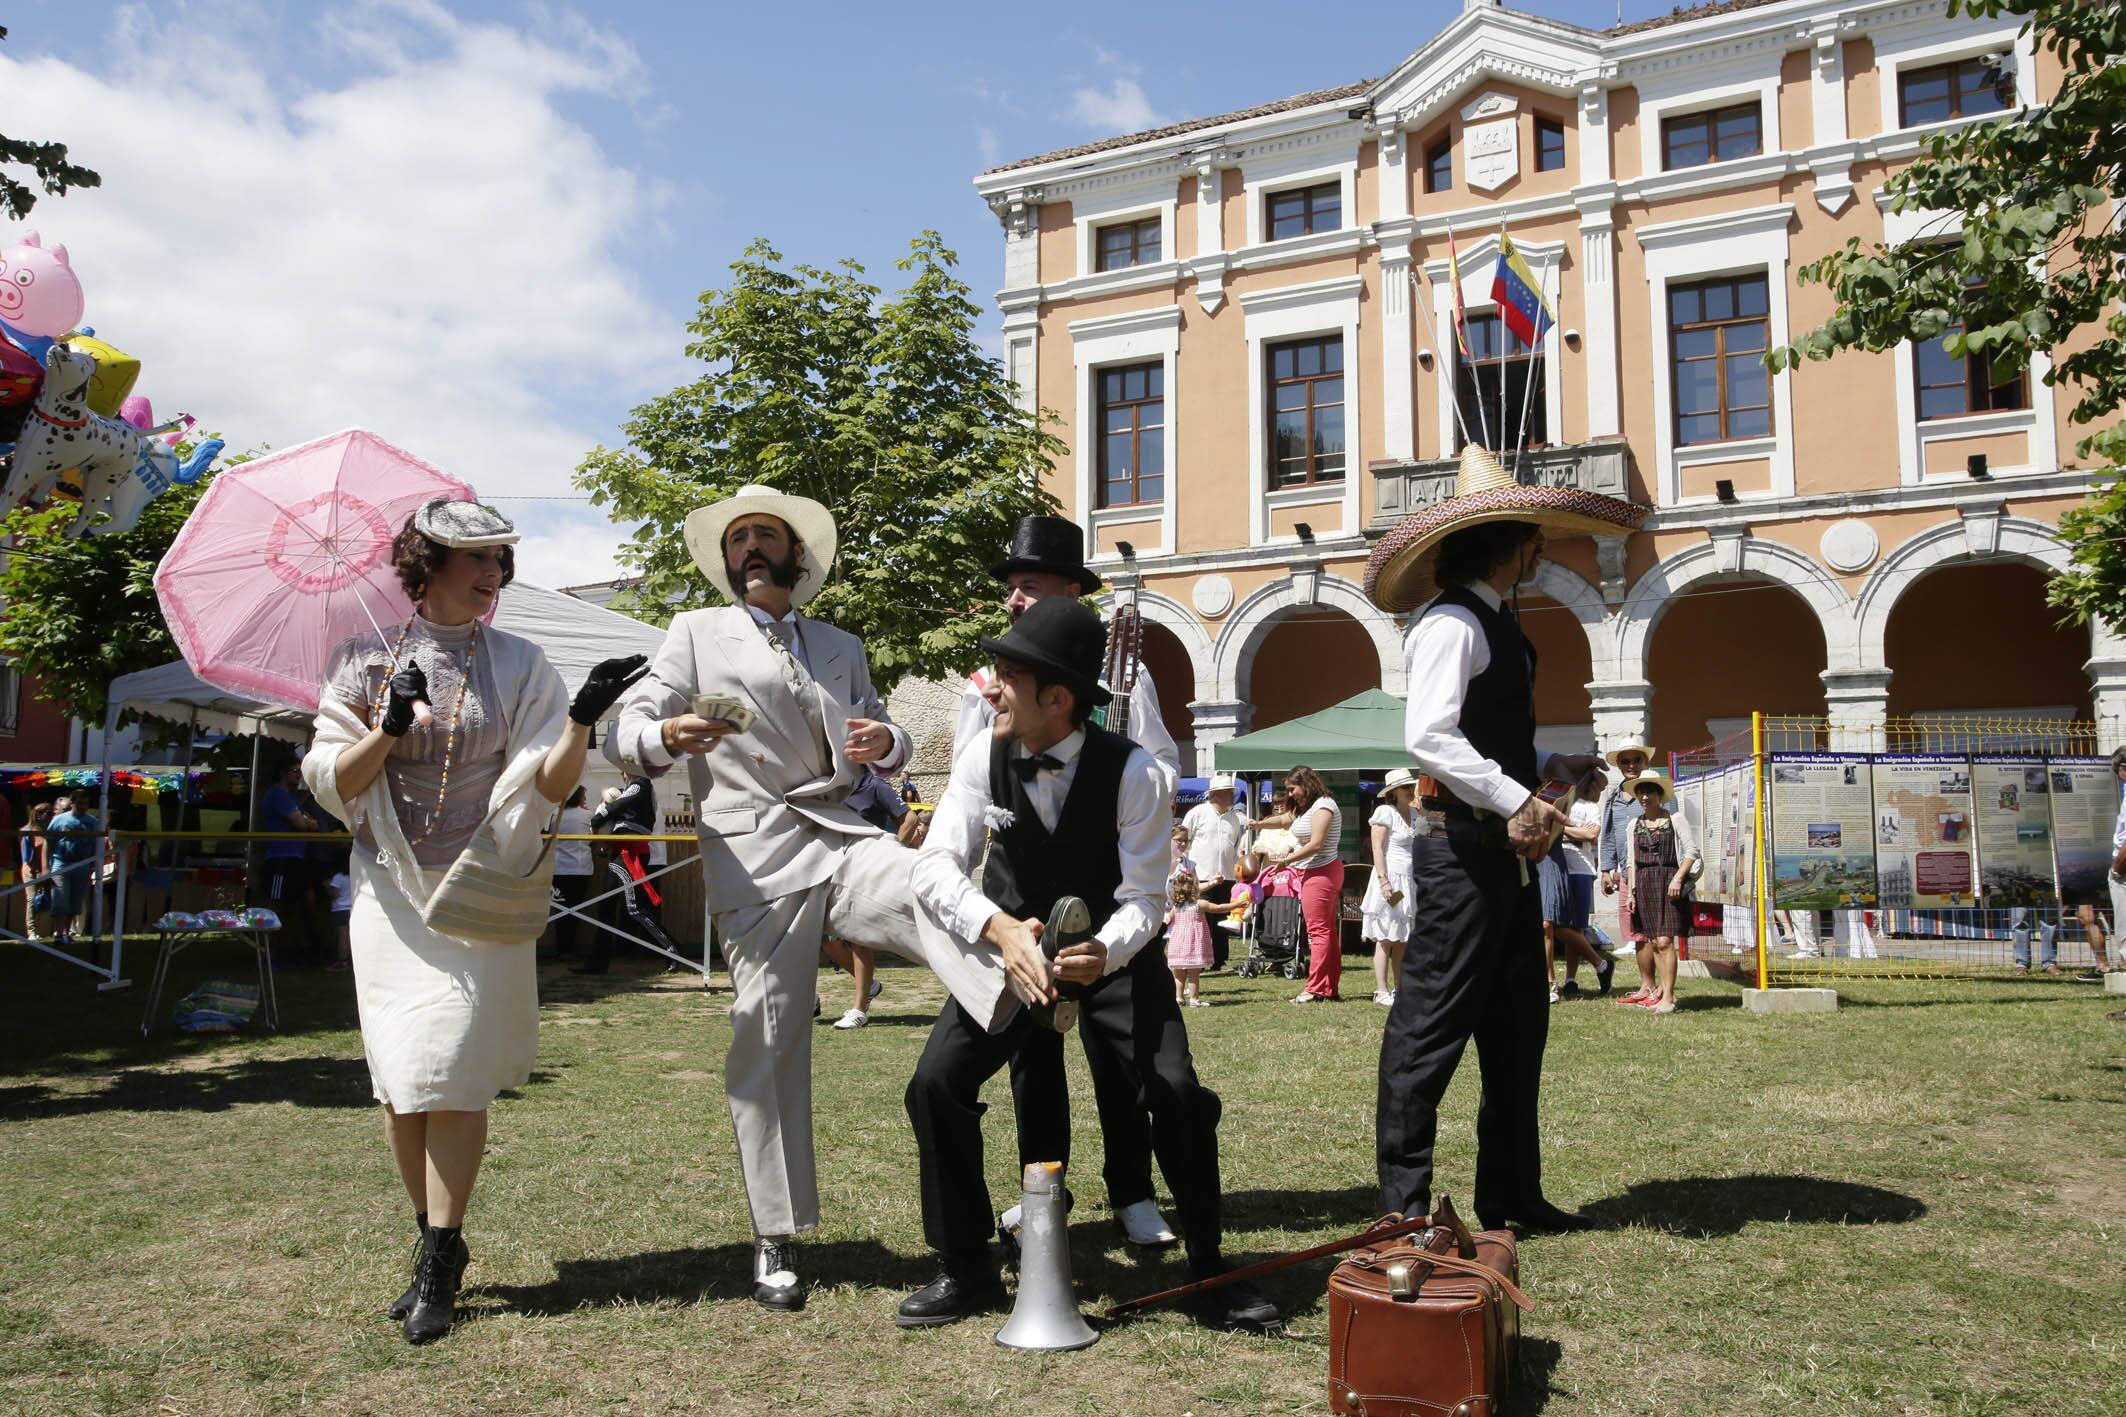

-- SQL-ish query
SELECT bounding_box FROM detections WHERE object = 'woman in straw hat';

[1620,768,1701,1014]
[1361,768,1421,1006]
[1365,442,1643,1231]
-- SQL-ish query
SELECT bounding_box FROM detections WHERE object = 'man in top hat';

[606,484,1015,1312]
[955,513,1180,1250]
[1363,447,1646,1233]
[899,596,1278,1332]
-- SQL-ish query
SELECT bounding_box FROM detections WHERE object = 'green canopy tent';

[1212,689,1419,774]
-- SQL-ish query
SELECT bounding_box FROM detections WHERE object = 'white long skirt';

[350,852,539,1113]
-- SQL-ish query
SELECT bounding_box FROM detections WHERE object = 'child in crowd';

[1166,861,1212,1007]
[326,852,353,973]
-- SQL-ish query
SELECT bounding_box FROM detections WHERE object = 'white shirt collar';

[1463,581,1505,611]
[745,604,800,627]
[1018,727,1086,767]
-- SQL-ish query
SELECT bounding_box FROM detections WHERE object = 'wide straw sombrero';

[683,483,840,608]
[1364,445,1646,612]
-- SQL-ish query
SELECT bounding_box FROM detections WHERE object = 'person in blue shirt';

[260,760,322,964]
[44,795,101,946]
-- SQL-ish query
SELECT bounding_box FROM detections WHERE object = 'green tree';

[576,232,1063,690]
[0,26,101,220]
[1769,1,2125,624]
[0,454,224,725]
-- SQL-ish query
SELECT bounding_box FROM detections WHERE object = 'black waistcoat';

[983,726,1130,932]
[1427,583,1540,793]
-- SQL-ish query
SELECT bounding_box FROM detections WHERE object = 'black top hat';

[990,515,1102,594]
[977,597,1113,707]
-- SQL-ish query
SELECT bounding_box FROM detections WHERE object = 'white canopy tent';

[82,584,673,979]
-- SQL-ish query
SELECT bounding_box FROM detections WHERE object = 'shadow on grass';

[1505,1336,1564,1416]
[480,1239,940,1314]
[1585,1173,1925,1237]
[0,1054,390,1118]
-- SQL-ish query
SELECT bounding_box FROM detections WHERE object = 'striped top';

[1291,796,1342,870]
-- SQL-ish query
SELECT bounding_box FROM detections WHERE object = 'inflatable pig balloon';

[0,233,86,341]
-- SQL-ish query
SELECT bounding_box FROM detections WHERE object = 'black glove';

[571,654,651,725]
[380,660,427,738]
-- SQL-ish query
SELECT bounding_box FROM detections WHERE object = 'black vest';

[1427,584,1540,793]
[982,725,1130,932]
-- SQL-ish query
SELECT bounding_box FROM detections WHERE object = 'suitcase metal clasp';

[1385,1260,1416,1299]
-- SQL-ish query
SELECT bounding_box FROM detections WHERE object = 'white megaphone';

[994,1161,1098,1352]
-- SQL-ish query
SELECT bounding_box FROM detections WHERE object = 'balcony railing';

[1367,439,1640,531]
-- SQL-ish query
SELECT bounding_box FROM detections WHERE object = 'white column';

[2088,656,2126,750]
[990,186,1044,414]
[1589,678,1653,752]
[1381,247,1415,463]
[1191,700,1252,761]
[1191,149,1231,314]
[1575,85,1620,440]
[1809,25,1855,214]
[1821,668,1893,753]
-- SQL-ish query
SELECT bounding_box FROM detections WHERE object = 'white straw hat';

[682,483,840,608]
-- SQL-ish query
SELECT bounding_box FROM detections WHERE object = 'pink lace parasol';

[154,429,482,713]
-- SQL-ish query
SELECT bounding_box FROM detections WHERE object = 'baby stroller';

[1237,864,1309,980]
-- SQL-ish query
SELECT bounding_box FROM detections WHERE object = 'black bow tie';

[1009,752,1065,781]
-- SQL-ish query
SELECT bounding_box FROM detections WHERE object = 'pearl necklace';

[371,615,480,847]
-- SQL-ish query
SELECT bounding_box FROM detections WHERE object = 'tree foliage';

[575,232,1063,691]
[0,26,101,220]
[0,453,225,725]
[1769,1,2126,624]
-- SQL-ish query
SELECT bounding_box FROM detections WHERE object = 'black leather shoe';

[1595,955,1616,996]
[752,1237,805,1312]
[896,1258,1006,1329]
[1185,1267,1282,1333]
[1481,1200,1596,1234]
[402,1226,468,1344]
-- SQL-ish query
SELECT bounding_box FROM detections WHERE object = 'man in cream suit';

[607,483,1014,1312]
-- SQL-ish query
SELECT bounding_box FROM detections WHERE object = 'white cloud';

[0,0,688,586]
[1065,75,1164,133]
[976,125,1001,166]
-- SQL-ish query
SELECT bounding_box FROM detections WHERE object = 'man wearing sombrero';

[953,514,1180,1252]
[606,484,1015,1312]
[1365,446,1645,1234]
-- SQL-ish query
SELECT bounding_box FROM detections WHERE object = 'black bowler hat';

[978,597,1112,707]
[990,515,1102,594]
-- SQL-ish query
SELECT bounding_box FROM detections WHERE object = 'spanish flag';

[1489,234,1554,348]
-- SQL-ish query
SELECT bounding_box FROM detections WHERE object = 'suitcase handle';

[1346,1245,1534,1313]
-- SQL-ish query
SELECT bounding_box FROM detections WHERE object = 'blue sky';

[1,0,1667,581]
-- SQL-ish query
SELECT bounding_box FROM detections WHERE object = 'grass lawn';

[3,938,2122,1416]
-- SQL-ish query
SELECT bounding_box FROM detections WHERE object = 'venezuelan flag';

[1489,234,1554,348]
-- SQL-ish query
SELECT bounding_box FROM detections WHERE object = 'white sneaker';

[1372,990,1393,1006]
[833,1008,868,1030]
[1548,986,1561,1005]
[1292,990,1325,1004]
[1116,1198,1178,1247]
[999,1202,1022,1233]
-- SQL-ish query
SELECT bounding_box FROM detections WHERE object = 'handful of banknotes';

[691,693,757,733]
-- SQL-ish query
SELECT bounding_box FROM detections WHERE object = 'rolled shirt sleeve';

[911,737,1009,947]
[1096,744,1170,975]
[1401,607,1533,819]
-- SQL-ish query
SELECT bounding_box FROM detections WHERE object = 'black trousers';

[261,858,319,961]
[1376,825,1549,1220]
[552,873,592,955]
[1201,880,1235,969]
[906,942,1224,1268]
[584,859,678,968]
[1008,1009,1157,1209]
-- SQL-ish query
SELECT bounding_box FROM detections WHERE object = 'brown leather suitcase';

[1326,1199,1530,1417]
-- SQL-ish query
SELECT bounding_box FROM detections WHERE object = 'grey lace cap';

[413,498,518,548]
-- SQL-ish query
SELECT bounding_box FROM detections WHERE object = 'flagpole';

[1510,257,1554,481]
[1496,221,1509,459]
[1449,228,1491,452]
[1406,268,1476,453]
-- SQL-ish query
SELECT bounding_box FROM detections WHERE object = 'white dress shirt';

[1402,580,1565,817]
[956,657,1180,800]
[911,726,1168,977]
[1181,801,1248,881]
[639,603,906,772]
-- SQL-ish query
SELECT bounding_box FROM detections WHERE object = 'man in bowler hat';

[899,597,1277,1332]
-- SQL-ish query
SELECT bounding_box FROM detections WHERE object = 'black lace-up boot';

[387,1212,430,1322]
[402,1223,468,1344]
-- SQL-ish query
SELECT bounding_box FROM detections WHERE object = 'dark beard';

[734,545,803,592]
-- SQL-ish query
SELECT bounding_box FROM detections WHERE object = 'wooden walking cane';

[1104,1199,1473,1320]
